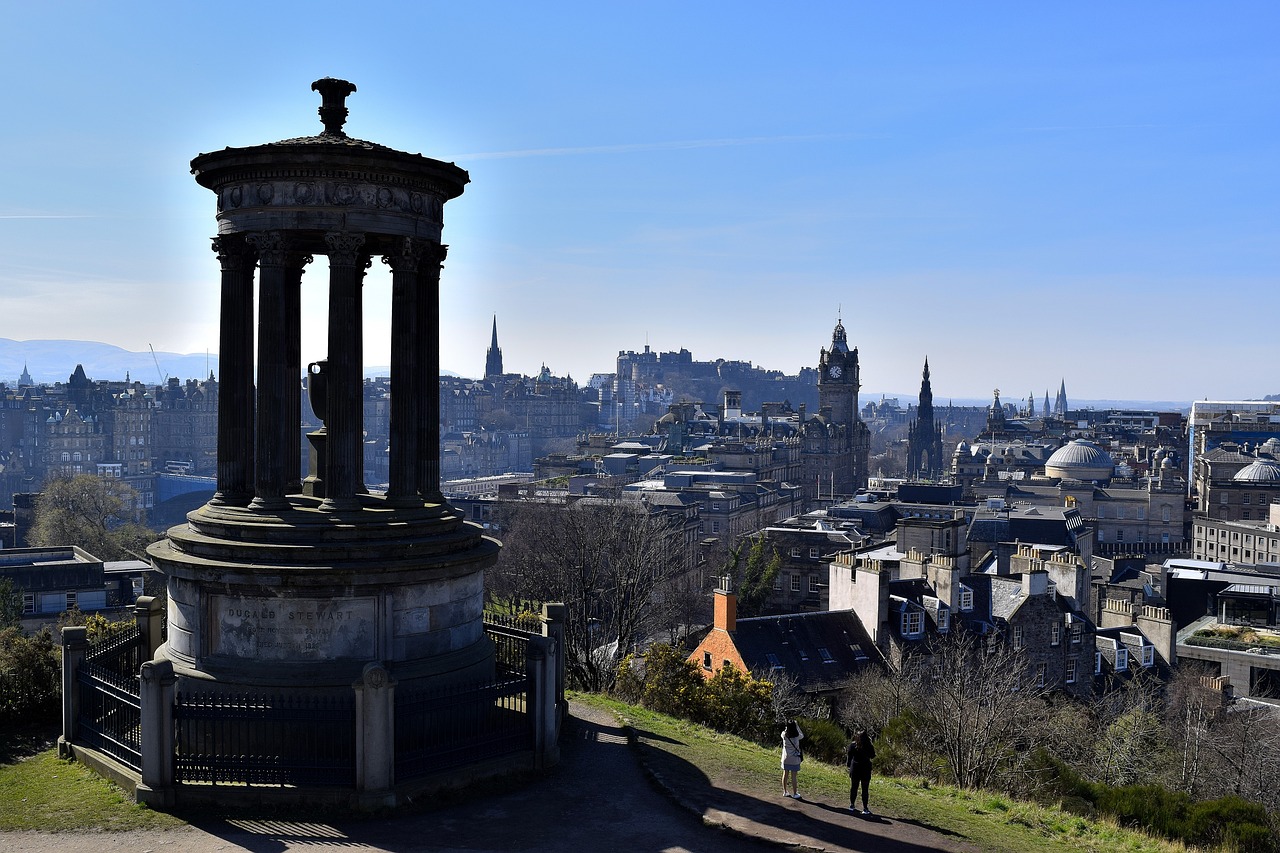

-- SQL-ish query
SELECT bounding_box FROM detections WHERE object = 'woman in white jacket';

[780,720,804,798]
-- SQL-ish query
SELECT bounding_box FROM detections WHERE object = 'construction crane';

[149,344,167,384]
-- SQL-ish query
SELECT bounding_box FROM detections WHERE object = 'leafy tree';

[29,473,157,560]
[735,536,783,618]
[0,578,20,629]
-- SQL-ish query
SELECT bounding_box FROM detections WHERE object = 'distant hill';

[0,339,458,386]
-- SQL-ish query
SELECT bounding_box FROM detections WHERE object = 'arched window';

[60,452,70,462]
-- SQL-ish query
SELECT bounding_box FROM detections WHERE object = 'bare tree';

[908,629,1052,790]
[492,496,687,691]
[30,473,156,560]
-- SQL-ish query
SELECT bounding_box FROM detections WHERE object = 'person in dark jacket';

[846,729,876,815]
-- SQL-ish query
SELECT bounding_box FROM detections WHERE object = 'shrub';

[796,717,848,765]
[0,626,60,728]
[614,644,705,720]
[702,664,773,740]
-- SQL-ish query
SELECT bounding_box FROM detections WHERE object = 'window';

[790,547,801,558]
[1065,658,1077,684]
[1035,662,1046,687]
[902,611,923,636]
[1097,529,1105,542]
[1097,505,1105,518]
[1137,506,1145,520]
[937,609,949,631]
[1012,625,1024,649]
[703,652,713,670]
[959,586,973,611]
[711,521,720,534]
[791,574,801,593]
[1163,506,1171,523]
[1051,623,1061,646]
[1141,646,1154,668]
[1244,493,1251,505]
[1220,492,1229,504]
[1071,624,1082,644]
[1116,648,1129,669]
[66,591,76,610]
[22,593,34,615]
[818,647,835,663]
[1116,529,1124,542]
[1095,652,1103,674]
[808,575,820,593]
[773,574,783,591]
[766,653,782,669]
[809,547,820,559]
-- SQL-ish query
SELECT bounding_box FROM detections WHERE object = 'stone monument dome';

[1233,459,1280,483]
[1045,438,1115,483]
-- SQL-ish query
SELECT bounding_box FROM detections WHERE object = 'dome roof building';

[1233,459,1280,483]
[1045,439,1115,483]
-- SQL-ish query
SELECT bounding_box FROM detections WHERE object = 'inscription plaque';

[212,595,376,661]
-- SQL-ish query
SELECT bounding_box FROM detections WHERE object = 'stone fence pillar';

[353,662,396,809]
[525,635,560,770]
[58,626,88,758]
[542,602,566,725]
[135,595,164,661]
[137,658,176,807]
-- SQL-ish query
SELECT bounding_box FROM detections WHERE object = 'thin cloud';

[456,132,877,161]
[0,214,92,219]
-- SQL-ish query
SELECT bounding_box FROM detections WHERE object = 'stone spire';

[484,315,504,379]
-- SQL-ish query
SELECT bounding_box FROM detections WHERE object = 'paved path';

[5,702,971,853]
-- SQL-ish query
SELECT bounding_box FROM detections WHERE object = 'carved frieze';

[217,178,445,223]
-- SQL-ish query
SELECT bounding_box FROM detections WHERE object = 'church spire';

[484,315,504,379]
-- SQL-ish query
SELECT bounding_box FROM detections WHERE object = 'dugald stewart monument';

[58,79,563,810]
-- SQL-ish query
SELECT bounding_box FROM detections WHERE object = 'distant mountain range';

[0,339,451,386]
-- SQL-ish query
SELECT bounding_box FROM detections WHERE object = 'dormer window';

[959,585,973,612]
[901,611,923,636]
[1142,646,1154,668]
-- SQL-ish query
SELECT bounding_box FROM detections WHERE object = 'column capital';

[246,230,290,266]
[380,236,429,273]
[210,235,255,270]
[325,231,368,267]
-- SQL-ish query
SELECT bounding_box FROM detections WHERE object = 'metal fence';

[173,691,357,787]
[486,619,534,676]
[75,626,144,771]
[394,676,532,781]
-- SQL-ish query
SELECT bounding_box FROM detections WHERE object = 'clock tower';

[818,318,859,427]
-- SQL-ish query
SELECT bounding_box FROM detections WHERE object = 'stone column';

[416,244,446,502]
[353,662,396,809]
[247,231,295,509]
[382,239,426,505]
[58,626,88,758]
[136,658,176,808]
[285,255,312,493]
[542,602,567,725]
[135,595,164,661]
[322,231,368,510]
[210,235,256,505]
[525,636,560,770]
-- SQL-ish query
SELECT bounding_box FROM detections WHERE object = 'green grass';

[575,693,1189,853]
[0,747,185,832]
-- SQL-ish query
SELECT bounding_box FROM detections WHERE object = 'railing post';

[58,626,89,759]
[353,662,397,809]
[542,602,566,724]
[135,595,164,661]
[525,635,560,769]
[136,658,176,807]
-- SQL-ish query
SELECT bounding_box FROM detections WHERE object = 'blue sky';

[1,3,1276,402]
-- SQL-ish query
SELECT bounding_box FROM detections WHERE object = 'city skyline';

[2,4,1276,401]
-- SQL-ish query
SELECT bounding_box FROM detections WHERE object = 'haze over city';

[1,3,1276,401]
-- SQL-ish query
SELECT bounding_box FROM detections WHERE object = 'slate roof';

[730,609,881,694]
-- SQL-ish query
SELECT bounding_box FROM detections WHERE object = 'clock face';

[828,365,843,378]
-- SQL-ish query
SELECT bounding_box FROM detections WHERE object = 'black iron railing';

[394,676,532,781]
[174,691,356,787]
[75,625,144,771]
